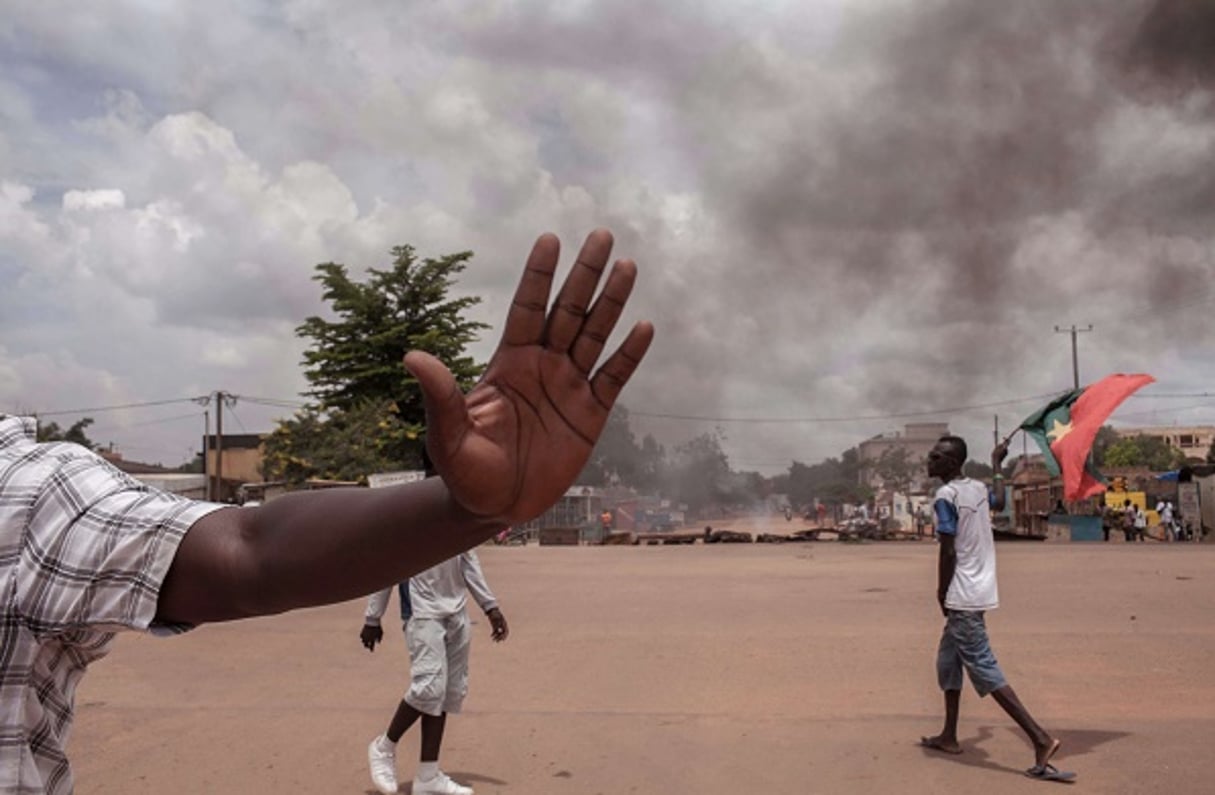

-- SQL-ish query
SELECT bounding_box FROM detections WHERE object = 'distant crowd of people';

[1099,499,1196,542]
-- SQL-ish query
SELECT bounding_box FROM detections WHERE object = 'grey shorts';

[936,610,1007,697]
[403,613,471,716]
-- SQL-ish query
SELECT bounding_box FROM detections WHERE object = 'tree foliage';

[297,246,488,429]
[268,245,489,483]
[873,446,915,492]
[668,431,732,514]
[1102,434,1187,471]
[262,400,414,484]
[37,417,97,449]
[1091,425,1120,466]
[785,446,869,508]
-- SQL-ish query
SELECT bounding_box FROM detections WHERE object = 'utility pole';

[1054,324,1093,390]
[203,406,211,501]
[215,390,224,503]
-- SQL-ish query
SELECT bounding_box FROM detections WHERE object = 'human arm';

[937,534,957,616]
[360,587,393,651]
[934,495,959,616]
[156,230,653,625]
[460,550,508,641]
[989,438,1010,512]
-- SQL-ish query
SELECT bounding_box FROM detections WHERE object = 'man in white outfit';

[361,461,509,795]
[919,435,1074,783]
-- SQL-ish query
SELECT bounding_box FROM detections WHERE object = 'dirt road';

[73,541,1214,793]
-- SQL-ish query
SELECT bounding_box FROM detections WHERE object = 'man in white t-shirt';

[919,436,1074,783]
[360,454,509,795]
[1159,500,1176,541]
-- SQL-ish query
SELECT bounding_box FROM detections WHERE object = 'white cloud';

[63,189,126,212]
[2,0,1214,472]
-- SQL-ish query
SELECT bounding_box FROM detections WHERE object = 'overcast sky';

[3,0,1214,473]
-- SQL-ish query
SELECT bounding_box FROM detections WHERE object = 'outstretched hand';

[405,229,653,524]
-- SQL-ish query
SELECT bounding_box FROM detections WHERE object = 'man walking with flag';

[919,435,1074,783]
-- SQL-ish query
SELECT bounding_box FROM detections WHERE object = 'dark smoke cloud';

[449,0,1215,463]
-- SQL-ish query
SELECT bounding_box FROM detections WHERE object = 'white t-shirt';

[365,551,498,624]
[934,478,999,611]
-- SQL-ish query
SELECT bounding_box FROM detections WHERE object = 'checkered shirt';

[1,416,222,793]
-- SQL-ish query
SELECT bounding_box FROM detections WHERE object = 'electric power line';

[1111,400,1215,421]
[90,411,205,434]
[629,391,1063,424]
[20,387,1215,431]
[32,397,208,417]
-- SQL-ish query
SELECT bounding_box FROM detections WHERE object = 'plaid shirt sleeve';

[17,441,224,637]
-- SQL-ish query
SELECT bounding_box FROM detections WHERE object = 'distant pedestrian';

[1134,505,1147,542]
[1157,500,1175,541]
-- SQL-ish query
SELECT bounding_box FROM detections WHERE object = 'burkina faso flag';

[1019,373,1155,501]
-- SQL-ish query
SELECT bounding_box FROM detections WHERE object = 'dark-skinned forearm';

[160,477,503,623]
[937,539,957,602]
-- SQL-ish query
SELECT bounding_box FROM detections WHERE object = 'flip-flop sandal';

[1025,763,1077,783]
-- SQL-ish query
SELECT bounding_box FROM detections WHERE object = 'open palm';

[404,229,654,523]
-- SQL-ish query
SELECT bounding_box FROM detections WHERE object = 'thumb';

[404,350,466,452]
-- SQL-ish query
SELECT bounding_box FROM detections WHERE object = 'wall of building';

[1115,425,1215,462]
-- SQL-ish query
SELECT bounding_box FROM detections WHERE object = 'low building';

[518,485,605,535]
[99,451,208,499]
[857,422,950,491]
[1113,425,1215,464]
[203,433,266,501]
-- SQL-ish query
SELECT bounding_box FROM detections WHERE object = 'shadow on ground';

[918,725,1130,778]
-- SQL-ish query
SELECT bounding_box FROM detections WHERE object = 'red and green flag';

[1019,373,1155,500]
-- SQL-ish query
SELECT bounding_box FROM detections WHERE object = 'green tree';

[1102,435,1187,471]
[1091,425,1120,466]
[636,434,667,491]
[176,452,205,474]
[271,245,490,481]
[37,417,96,449]
[669,431,731,514]
[874,447,914,492]
[262,400,411,485]
[297,246,488,432]
[785,446,869,509]
[580,406,642,487]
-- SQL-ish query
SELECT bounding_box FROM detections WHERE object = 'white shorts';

[404,612,471,716]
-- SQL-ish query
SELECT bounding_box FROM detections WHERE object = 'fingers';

[500,233,560,347]
[590,321,655,410]
[403,350,466,462]
[570,258,638,375]
[544,229,615,354]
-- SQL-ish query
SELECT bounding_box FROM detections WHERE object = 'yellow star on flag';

[1046,418,1073,442]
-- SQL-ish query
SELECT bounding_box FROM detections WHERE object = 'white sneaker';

[367,735,399,794]
[413,770,474,795]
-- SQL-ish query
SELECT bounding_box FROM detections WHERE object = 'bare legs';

[920,689,962,754]
[990,685,1058,766]
[386,700,448,763]
[923,686,1059,767]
